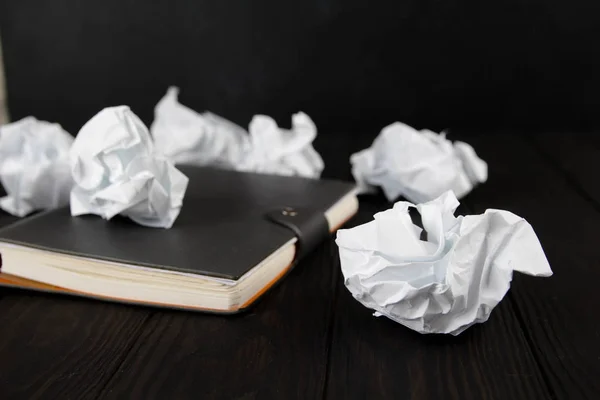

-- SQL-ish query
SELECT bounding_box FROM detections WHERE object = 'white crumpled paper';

[237,112,324,178]
[70,106,189,228]
[150,87,250,167]
[351,122,488,203]
[150,87,324,178]
[335,191,552,335]
[0,116,74,217]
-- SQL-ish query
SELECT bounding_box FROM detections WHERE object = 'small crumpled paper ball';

[70,106,189,228]
[335,191,553,335]
[0,116,74,217]
[238,112,325,178]
[351,122,488,203]
[150,86,250,167]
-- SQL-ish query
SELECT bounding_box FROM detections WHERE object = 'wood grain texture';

[0,290,151,400]
[95,239,340,400]
[325,194,552,400]
[462,133,600,400]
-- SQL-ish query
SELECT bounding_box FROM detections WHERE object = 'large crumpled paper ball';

[351,122,488,203]
[238,112,324,178]
[335,191,553,335]
[0,116,74,217]
[70,106,189,228]
[149,86,324,179]
[150,86,250,167]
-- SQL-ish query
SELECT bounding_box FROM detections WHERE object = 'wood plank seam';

[507,290,559,400]
[320,245,341,400]
[91,311,156,400]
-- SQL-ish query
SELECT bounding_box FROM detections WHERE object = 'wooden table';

[0,132,598,400]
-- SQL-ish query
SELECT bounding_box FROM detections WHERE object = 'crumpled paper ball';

[70,106,189,228]
[150,86,250,167]
[150,87,324,178]
[351,122,488,203]
[0,116,74,217]
[335,191,552,335]
[237,112,325,178]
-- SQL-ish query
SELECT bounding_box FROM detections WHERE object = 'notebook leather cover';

[0,165,357,311]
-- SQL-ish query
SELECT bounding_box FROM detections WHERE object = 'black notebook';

[0,165,358,313]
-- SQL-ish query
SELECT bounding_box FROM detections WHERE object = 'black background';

[1,0,600,135]
[1,3,600,398]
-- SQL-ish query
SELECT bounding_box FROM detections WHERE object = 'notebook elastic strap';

[265,206,330,260]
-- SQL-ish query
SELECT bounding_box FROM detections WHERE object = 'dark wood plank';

[0,290,151,400]
[95,238,340,400]
[461,133,600,400]
[325,195,551,400]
